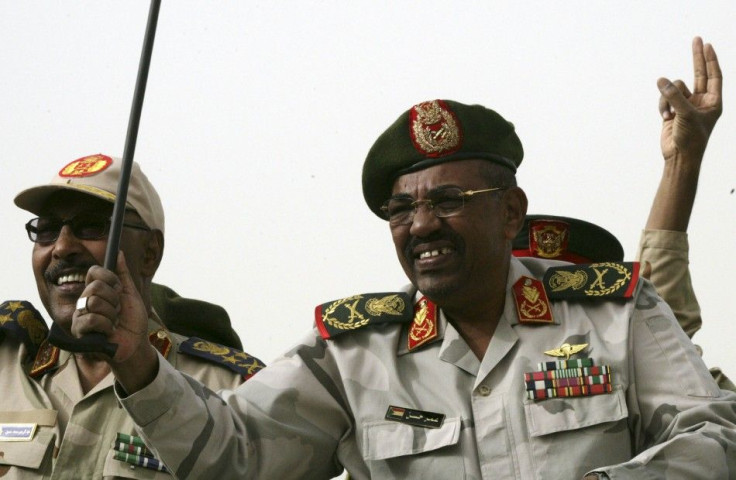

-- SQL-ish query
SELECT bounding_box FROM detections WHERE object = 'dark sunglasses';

[25,213,150,244]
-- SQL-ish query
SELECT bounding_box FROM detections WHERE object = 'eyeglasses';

[25,213,151,244]
[380,186,506,226]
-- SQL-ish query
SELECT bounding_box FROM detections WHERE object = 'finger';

[691,36,707,94]
[72,308,115,337]
[657,77,695,117]
[78,286,120,318]
[672,79,692,98]
[703,42,723,98]
[81,269,122,314]
[84,264,121,290]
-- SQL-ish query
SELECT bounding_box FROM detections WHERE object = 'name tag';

[0,423,37,441]
[385,405,445,429]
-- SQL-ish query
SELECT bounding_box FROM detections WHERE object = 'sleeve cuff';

[116,350,186,426]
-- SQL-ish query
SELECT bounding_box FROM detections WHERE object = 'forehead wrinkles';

[391,160,489,196]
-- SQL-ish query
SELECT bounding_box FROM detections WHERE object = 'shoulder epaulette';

[179,337,265,380]
[0,300,49,358]
[315,292,413,340]
[543,262,640,300]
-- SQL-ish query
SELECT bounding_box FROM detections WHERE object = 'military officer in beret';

[0,154,263,478]
[76,41,735,479]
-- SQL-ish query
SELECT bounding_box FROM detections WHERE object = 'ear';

[140,230,164,278]
[502,186,528,241]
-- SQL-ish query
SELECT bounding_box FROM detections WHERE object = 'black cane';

[48,0,162,356]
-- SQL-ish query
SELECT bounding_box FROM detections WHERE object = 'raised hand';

[71,251,158,391]
[657,36,722,162]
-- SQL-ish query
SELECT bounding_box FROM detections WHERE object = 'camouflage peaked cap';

[362,99,524,218]
[14,153,165,233]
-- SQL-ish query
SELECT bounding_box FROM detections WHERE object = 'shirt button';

[478,385,491,396]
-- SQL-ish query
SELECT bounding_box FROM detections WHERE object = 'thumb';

[115,251,138,295]
[657,77,694,118]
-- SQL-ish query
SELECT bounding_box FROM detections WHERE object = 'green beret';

[151,283,243,350]
[512,215,624,263]
[362,99,524,218]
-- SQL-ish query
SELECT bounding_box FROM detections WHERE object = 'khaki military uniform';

[119,257,736,479]
[0,304,254,480]
[638,229,735,391]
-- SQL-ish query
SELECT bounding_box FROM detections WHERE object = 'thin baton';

[48,0,162,356]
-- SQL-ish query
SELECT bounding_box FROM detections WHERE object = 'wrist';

[113,344,159,394]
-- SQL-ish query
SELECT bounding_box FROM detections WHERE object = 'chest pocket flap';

[362,416,461,461]
[0,430,56,469]
[524,385,628,437]
[0,409,57,469]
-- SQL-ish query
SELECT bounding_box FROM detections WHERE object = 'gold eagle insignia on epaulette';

[315,292,413,340]
[543,262,640,299]
[179,337,265,380]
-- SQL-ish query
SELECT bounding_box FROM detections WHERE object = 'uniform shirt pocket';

[361,417,463,479]
[524,386,631,479]
[525,386,627,437]
[0,409,57,471]
[0,430,55,470]
[362,416,460,460]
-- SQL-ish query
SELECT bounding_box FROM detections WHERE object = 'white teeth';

[418,248,454,259]
[57,273,85,285]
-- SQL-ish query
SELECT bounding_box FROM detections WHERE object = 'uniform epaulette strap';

[0,300,49,358]
[543,262,640,300]
[315,292,413,340]
[179,337,265,380]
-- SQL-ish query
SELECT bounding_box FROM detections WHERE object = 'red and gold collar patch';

[512,276,554,324]
[408,296,438,351]
[409,100,462,157]
[58,154,113,178]
[530,220,569,259]
[148,329,172,359]
[29,339,60,377]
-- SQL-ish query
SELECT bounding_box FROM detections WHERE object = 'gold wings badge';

[544,343,588,360]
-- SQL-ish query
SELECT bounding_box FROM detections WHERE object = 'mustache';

[44,259,97,283]
[403,229,465,259]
